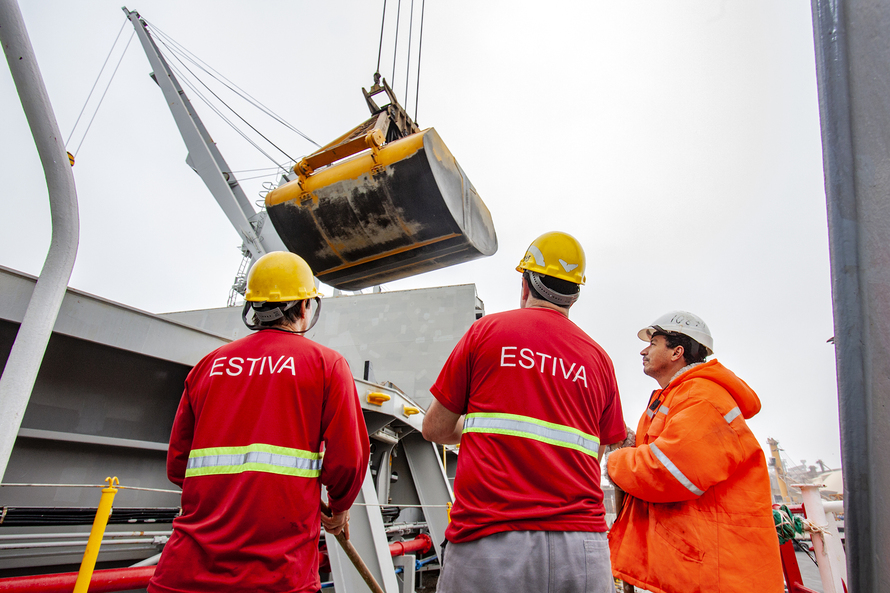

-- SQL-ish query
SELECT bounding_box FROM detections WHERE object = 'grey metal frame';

[123,8,286,264]
[810,0,890,590]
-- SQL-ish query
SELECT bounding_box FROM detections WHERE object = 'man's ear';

[671,346,685,362]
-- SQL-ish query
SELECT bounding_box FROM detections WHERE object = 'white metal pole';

[0,0,79,480]
[798,484,847,593]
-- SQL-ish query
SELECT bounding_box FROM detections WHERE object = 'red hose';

[388,533,432,557]
[0,566,155,593]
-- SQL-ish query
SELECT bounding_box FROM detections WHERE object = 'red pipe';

[388,533,432,557]
[0,566,155,593]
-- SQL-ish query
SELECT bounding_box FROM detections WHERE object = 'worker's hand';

[615,427,636,449]
[322,509,350,539]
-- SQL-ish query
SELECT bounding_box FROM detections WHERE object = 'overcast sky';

[1,1,840,469]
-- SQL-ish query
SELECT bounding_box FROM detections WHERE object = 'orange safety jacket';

[607,360,783,593]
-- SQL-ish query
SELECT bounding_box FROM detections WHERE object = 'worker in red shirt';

[607,311,783,593]
[149,252,370,593]
[423,232,626,593]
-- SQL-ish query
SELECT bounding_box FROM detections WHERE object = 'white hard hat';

[637,311,714,356]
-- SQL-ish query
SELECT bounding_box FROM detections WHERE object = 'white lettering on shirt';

[226,357,244,376]
[209,355,298,378]
[279,357,296,375]
[501,346,517,367]
[210,357,226,376]
[559,359,576,379]
[499,345,587,385]
[519,348,535,369]
[573,365,588,387]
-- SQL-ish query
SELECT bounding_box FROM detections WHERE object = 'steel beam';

[325,471,400,593]
[401,432,453,559]
[810,1,890,590]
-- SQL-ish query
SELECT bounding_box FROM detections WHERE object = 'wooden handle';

[321,501,385,593]
[334,532,386,593]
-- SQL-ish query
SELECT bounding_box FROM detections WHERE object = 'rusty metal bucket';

[265,128,497,290]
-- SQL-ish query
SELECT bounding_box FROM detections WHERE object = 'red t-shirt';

[432,307,625,543]
[149,329,369,593]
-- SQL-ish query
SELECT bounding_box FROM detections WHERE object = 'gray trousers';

[436,531,613,593]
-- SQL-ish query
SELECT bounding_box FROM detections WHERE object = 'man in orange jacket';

[607,311,783,593]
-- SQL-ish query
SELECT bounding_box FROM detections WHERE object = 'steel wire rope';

[391,0,402,88]
[414,0,426,122]
[65,18,128,148]
[0,483,445,505]
[163,56,290,174]
[167,61,284,169]
[375,0,388,76]
[0,482,181,494]
[404,0,415,112]
[152,35,294,174]
[153,34,298,167]
[144,19,318,148]
[231,166,282,174]
[71,31,136,157]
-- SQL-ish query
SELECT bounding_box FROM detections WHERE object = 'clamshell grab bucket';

[265,128,497,291]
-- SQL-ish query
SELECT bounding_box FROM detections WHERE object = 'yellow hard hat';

[245,251,319,302]
[516,232,586,285]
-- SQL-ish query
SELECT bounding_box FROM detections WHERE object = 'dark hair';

[523,271,580,305]
[655,331,708,365]
[253,300,307,328]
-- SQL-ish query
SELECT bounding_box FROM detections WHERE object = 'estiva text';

[209,356,297,376]
[499,347,588,386]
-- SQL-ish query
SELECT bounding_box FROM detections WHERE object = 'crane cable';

[147,24,298,169]
[66,21,135,158]
[375,0,387,76]
[144,19,319,149]
[377,0,426,120]
[414,0,426,122]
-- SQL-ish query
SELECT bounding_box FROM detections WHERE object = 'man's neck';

[523,297,570,317]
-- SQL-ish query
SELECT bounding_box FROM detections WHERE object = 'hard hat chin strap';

[528,271,579,307]
[242,297,322,333]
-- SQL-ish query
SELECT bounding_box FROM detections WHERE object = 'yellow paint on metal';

[73,477,119,593]
[265,131,427,208]
[367,392,391,406]
[402,405,420,417]
[321,233,461,275]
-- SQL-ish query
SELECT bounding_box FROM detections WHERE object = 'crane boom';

[123,7,286,268]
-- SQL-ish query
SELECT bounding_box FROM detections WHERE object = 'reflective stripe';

[186,443,322,478]
[649,442,704,496]
[646,405,670,419]
[463,413,600,458]
[724,407,741,424]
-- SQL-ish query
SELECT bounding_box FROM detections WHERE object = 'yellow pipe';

[73,477,119,593]
[767,438,790,503]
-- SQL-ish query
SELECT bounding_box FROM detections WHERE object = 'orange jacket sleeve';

[608,397,746,503]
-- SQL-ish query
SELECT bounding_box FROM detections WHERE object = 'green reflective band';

[186,443,322,478]
[463,412,600,458]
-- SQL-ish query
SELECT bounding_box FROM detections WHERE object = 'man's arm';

[607,399,744,503]
[166,385,195,488]
[422,399,464,445]
[321,357,371,514]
